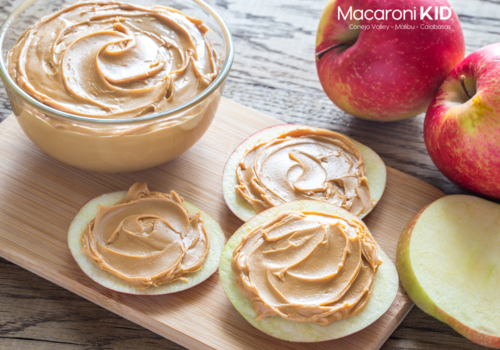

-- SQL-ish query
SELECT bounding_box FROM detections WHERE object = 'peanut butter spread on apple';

[232,211,382,325]
[82,183,210,289]
[8,1,219,118]
[236,128,373,216]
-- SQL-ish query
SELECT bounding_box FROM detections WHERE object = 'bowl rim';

[0,0,234,124]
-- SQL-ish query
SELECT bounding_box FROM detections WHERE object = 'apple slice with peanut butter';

[68,182,225,295]
[223,125,386,222]
[219,199,398,342]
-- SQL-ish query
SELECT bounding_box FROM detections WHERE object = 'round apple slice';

[397,195,500,348]
[68,191,225,295]
[223,124,386,222]
[219,200,399,342]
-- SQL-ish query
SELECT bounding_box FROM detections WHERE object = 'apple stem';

[316,43,347,60]
[460,75,472,99]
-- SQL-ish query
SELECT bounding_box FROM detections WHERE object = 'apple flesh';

[68,191,226,295]
[316,0,465,121]
[397,195,500,348]
[424,43,500,199]
[222,124,386,222]
[219,199,399,342]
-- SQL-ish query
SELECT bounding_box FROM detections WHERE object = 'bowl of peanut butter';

[0,0,234,172]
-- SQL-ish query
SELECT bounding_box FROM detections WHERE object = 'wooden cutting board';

[0,97,443,350]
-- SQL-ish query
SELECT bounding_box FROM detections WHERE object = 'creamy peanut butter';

[236,128,373,216]
[232,211,381,325]
[6,1,225,173]
[8,1,219,118]
[82,182,210,289]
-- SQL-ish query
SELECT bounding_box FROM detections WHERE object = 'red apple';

[316,0,465,121]
[424,43,500,198]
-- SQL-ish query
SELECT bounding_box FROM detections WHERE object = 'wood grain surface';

[0,0,497,348]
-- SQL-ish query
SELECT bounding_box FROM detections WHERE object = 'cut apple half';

[397,195,500,348]
[68,191,225,295]
[222,124,386,222]
[219,200,399,342]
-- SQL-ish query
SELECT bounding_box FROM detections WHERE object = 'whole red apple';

[424,43,500,198]
[316,0,465,121]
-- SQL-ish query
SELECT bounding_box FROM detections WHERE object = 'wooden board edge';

[386,167,445,197]
[372,299,414,350]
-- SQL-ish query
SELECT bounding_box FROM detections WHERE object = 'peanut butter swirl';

[236,128,373,216]
[8,1,219,118]
[232,211,382,325]
[82,183,210,289]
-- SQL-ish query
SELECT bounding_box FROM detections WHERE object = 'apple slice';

[68,191,225,295]
[219,200,399,342]
[222,124,386,222]
[397,195,500,348]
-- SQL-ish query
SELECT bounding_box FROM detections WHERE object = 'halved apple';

[68,191,225,295]
[222,124,386,222]
[397,195,500,348]
[219,200,398,342]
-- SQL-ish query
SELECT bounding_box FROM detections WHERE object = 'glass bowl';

[0,0,234,173]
